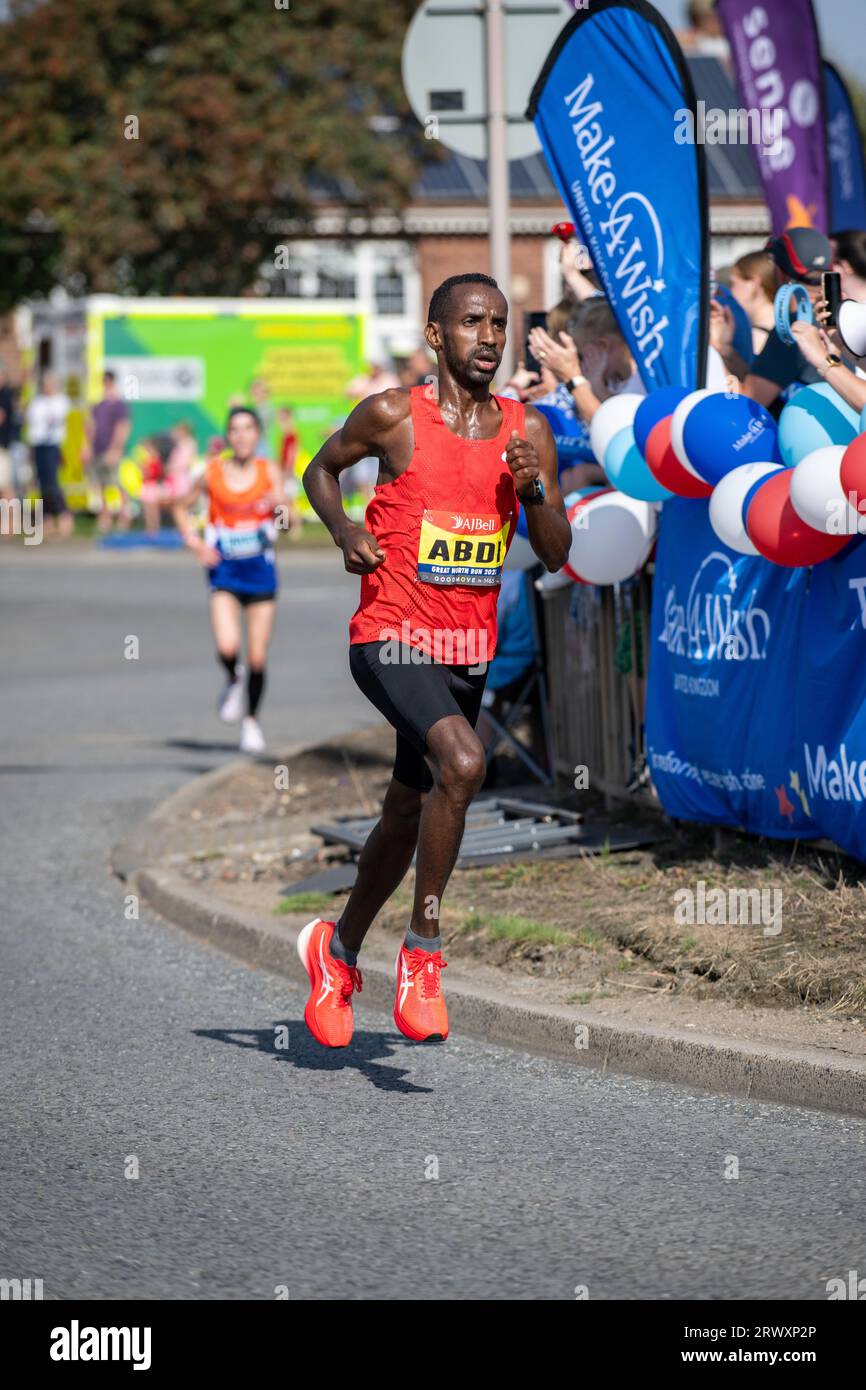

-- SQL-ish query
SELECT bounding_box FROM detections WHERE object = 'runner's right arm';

[303,390,408,574]
[172,474,219,567]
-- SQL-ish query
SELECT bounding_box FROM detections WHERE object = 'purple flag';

[716,0,828,234]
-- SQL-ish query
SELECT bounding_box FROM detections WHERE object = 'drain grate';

[310,796,586,865]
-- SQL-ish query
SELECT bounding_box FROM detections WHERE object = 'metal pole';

[485,0,513,382]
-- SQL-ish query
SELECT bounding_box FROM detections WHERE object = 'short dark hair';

[833,228,866,279]
[226,405,261,431]
[103,369,116,383]
[428,273,500,325]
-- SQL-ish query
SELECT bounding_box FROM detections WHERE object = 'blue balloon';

[633,386,690,456]
[604,425,673,502]
[682,393,780,485]
[778,383,861,466]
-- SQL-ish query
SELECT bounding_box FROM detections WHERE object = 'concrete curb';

[131,864,866,1119]
[109,742,310,882]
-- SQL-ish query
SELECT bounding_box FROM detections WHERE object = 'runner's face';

[227,412,259,461]
[436,287,508,384]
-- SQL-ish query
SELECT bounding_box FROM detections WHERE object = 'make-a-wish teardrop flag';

[527,0,708,392]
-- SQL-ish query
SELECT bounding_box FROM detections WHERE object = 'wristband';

[566,376,588,392]
[774,283,814,346]
[518,478,545,505]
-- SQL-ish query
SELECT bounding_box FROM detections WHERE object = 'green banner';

[89,303,366,483]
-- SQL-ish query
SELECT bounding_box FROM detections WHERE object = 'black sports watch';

[518,478,545,505]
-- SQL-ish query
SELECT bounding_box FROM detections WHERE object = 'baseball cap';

[765,227,832,281]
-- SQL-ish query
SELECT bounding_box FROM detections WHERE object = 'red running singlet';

[349,385,523,662]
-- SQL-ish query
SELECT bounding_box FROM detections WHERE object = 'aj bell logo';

[450,513,496,534]
[563,74,668,377]
[50,1321,152,1371]
[659,552,771,662]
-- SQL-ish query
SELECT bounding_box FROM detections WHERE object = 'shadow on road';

[194,1021,437,1095]
[161,738,243,754]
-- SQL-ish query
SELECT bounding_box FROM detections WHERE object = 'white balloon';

[838,298,866,358]
[503,532,536,570]
[708,461,785,555]
[790,445,856,535]
[566,492,656,585]
[589,393,643,466]
[535,567,574,592]
[670,389,712,478]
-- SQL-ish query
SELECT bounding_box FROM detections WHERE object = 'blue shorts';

[207,552,278,599]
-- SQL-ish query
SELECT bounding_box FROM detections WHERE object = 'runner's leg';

[210,589,242,670]
[409,713,486,938]
[243,598,275,717]
[336,775,425,953]
[338,644,486,952]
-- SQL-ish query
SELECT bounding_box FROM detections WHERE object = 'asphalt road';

[1,543,865,1301]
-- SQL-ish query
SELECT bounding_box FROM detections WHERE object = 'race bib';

[217,524,266,560]
[417,510,509,586]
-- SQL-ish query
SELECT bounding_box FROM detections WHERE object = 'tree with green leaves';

[0,0,431,310]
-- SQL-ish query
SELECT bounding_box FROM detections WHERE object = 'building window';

[266,242,357,299]
[374,265,405,315]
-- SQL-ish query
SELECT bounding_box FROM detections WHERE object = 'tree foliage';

[0,0,430,309]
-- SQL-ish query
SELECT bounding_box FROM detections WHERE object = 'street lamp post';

[485,0,514,381]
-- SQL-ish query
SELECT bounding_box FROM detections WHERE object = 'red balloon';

[840,431,866,512]
[644,416,712,498]
[745,469,851,567]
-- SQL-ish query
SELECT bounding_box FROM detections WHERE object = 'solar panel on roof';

[410,53,763,203]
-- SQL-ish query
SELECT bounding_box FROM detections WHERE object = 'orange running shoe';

[394,943,449,1041]
[297,919,362,1048]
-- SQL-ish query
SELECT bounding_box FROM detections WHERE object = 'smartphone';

[822,271,842,328]
[524,310,549,376]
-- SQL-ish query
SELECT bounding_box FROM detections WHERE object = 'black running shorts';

[349,640,488,791]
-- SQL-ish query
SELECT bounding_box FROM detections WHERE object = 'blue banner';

[646,498,866,861]
[824,61,866,232]
[527,0,708,391]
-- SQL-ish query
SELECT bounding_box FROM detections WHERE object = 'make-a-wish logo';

[563,73,669,378]
[658,551,771,661]
[828,111,856,200]
[773,769,812,824]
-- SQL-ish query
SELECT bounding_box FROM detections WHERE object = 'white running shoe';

[240,716,266,754]
[219,665,246,723]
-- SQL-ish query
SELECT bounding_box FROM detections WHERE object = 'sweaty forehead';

[450,287,508,319]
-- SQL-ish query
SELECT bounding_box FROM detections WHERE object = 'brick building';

[265,53,769,364]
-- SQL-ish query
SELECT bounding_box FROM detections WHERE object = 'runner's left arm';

[506,407,572,573]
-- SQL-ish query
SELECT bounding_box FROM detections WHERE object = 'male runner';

[300,273,571,1048]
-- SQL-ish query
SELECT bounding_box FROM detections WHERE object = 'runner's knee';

[433,736,485,800]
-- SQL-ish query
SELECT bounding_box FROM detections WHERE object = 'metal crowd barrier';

[540,569,655,809]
